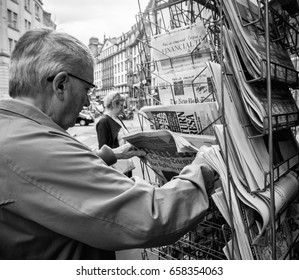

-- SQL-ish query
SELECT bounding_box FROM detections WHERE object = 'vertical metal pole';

[264,0,276,259]
[190,0,194,24]
[154,0,158,35]
[220,0,234,260]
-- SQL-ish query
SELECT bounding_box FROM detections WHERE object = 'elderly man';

[0,28,214,259]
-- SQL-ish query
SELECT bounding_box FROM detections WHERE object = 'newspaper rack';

[244,58,299,87]
[219,0,299,259]
[142,197,232,260]
[134,0,299,260]
[268,1,299,55]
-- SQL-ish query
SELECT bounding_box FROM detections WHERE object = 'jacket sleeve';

[94,144,117,166]
[5,128,214,251]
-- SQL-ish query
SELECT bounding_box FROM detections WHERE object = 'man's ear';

[52,72,69,100]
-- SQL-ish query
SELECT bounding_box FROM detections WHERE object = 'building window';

[8,38,17,54]
[133,58,136,72]
[24,0,30,11]
[35,3,40,20]
[25,19,31,30]
[7,10,18,30]
[8,38,13,54]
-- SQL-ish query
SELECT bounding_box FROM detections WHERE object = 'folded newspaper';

[123,129,215,185]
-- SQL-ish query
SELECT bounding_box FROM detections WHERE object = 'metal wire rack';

[142,201,231,260]
[135,0,299,260]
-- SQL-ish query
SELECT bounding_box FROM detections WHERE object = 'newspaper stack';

[223,26,299,132]
[205,60,299,259]
[207,61,299,192]
[200,142,296,260]
[222,0,298,86]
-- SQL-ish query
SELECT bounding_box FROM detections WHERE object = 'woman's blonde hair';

[103,91,125,109]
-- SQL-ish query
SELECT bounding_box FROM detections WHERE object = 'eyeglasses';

[47,73,97,94]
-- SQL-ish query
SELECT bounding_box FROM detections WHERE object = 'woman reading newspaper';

[96,91,135,177]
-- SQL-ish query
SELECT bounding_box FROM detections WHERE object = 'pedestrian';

[0,28,215,260]
[96,91,134,177]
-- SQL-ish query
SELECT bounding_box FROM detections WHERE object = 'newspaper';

[199,144,254,259]
[223,26,299,132]
[150,20,213,106]
[150,21,211,73]
[213,124,298,235]
[240,202,292,260]
[200,143,298,259]
[207,61,299,191]
[123,129,215,185]
[222,0,298,86]
[140,102,221,136]
[154,63,214,105]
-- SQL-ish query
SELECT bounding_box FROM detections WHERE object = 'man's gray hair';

[9,28,95,98]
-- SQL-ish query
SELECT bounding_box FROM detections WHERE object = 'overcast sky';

[43,0,150,46]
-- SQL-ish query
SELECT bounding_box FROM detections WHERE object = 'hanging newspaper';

[151,21,211,73]
[222,0,298,86]
[123,130,215,185]
[140,102,221,136]
[201,143,297,260]
[223,26,299,132]
[207,61,299,191]
[154,63,214,105]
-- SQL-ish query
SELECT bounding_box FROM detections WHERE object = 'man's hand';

[112,143,146,160]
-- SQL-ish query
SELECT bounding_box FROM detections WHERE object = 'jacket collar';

[0,98,66,133]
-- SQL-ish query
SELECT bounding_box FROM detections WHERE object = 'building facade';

[114,33,128,97]
[0,0,56,99]
[90,24,154,110]
[86,0,157,110]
